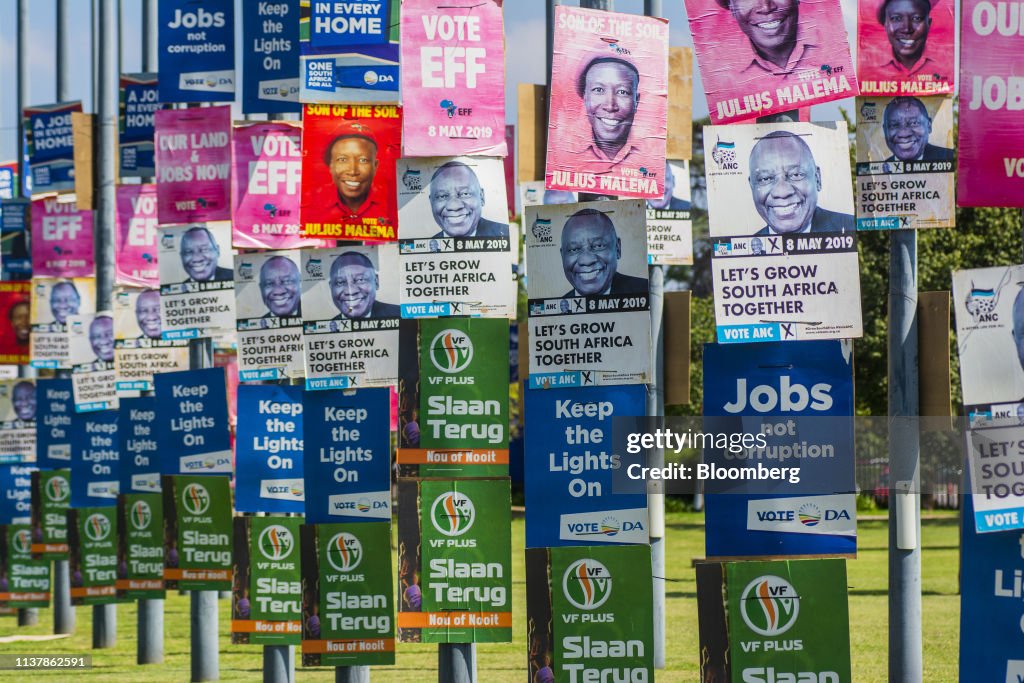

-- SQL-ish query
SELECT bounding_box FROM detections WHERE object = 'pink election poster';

[857,0,954,95]
[684,0,858,123]
[114,184,159,287]
[545,5,668,199]
[231,121,322,250]
[31,196,94,277]
[400,0,507,157]
[154,106,232,225]
[958,0,1024,207]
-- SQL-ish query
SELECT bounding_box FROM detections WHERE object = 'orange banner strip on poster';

[397,611,512,629]
[396,449,509,465]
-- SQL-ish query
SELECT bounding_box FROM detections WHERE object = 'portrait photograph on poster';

[112,287,189,395]
[67,311,117,412]
[234,250,304,382]
[646,159,693,265]
[857,0,955,95]
[29,277,96,370]
[157,222,236,340]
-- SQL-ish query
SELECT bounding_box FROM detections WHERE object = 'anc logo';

[130,500,153,531]
[325,532,362,572]
[257,525,295,562]
[84,512,112,542]
[181,482,211,515]
[797,503,821,527]
[430,491,475,537]
[428,329,473,374]
[739,575,800,637]
[11,529,32,554]
[562,558,612,610]
[45,475,70,503]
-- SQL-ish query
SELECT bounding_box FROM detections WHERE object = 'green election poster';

[31,469,70,559]
[397,478,512,643]
[116,493,165,599]
[67,507,119,605]
[232,516,302,645]
[162,475,233,591]
[301,521,395,666]
[0,524,51,608]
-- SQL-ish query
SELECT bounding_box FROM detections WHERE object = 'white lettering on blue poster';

[524,385,648,548]
[36,378,73,469]
[24,102,81,193]
[242,0,300,114]
[118,397,160,494]
[702,340,856,558]
[70,410,120,507]
[299,0,399,103]
[0,168,13,200]
[158,0,236,103]
[120,73,158,177]
[154,367,232,475]
[0,199,31,278]
[235,384,304,514]
[0,464,35,524]
[302,387,391,523]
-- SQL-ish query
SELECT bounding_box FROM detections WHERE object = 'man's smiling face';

[330,255,378,319]
[583,62,639,149]
[560,213,621,296]
[748,135,821,234]
[730,0,799,62]
[884,100,931,161]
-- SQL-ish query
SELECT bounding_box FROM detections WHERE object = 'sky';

[0,0,866,162]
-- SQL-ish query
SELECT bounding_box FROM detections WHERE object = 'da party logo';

[257,524,295,562]
[84,512,112,542]
[12,528,32,554]
[130,500,153,531]
[181,482,211,515]
[325,532,362,572]
[430,491,475,536]
[739,575,800,636]
[428,329,473,374]
[562,558,612,610]
[45,475,70,503]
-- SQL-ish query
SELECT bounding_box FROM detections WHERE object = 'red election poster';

[400,0,507,157]
[857,0,954,96]
[958,0,1024,207]
[154,106,232,225]
[31,196,94,278]
[300,103,401,240]
[545,6,668,199]
[684,0,858,124]
[114,184,159,288]
[0,283,31,365]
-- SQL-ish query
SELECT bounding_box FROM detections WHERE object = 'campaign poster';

[0,379,36,463]
[299,0,400,103]
[646,159,693,265]
[0,523,50,608]
[67,507,119,605]
[115,492,165,599]
[158,0,236,103]
[520,181,578,209]
[35,379,73,469]
[30,196,94,278]
[23,102,81,194]
[958,0,1024,207]
[966,427,1024,533]
[855,96,954,230]
[155,107,232,224]
[235,385,305,514]
[0,282,30,366]
[546,6,668,199]
[696,559,852,682]
[524,385,648,548]
[113,287,189,394]
[397,156,515,318]
[162,474,232,591]
[0,163,18,200]
[69,409,120,507]
[30,469,70,558]
[524,200,651,387]
[857,0,954,96]
[68,312,118,412]
[231,516,302,645]
[301,245,400,390]
[299,104,402,241]
[303,387,391,524]
[154,367,232,476]
[114,185,159,287]
[30,277,96,370]
[397,319,509,477]
[0,198,32,279]
[703,341,857,558]
[158,222,235,341]
[242,0,301,114]
[300,521,396,666]
[232,121,318,250]
[0,465,33,524]
[396,478,512,643]
[235,251,304,382]
[400,0,506,157]
[685,0,857,123]
[525,545,654,683]
[118,397,161,494]
[119,73,159,177]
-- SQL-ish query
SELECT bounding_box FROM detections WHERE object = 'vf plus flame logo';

[562,558,612,610]
[325,532,362,572]
[45,475,70,503]
[12,529,32,554]
[84,512,112,542]
[130,500,153,531]
[740,575,800,636]
[430,491,475,537]
[181,483,211,515]
[257,525,294,561]
[429,329,473,374]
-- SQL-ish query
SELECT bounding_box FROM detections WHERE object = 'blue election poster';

[36,378,73,470]
[118,397,161,494]
[303,387,391,523]
[158,0,236,103]
[154,368,232,475]
[243,0,301,114]
[0,464,34,524]
[23,102,82,194]
[235,385,304,514]
[524,385,648,548]
[119,73,158,177]
[702,340,856,558]
[70,410,120,508]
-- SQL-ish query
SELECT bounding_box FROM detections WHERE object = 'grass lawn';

[0,512,961,681]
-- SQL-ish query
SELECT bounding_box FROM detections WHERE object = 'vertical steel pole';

[142,0,158,72]
[438,644,476,683]
[335,667,370,683]
[192,587,220,681]
[888,231,922,682]
[16,0,28,196]
[56,0,70,101]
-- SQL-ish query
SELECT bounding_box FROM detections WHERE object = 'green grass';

[0,512,961,681]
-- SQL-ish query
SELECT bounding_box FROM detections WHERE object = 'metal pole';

[438,643,476,683]
[644,0,664,15]
[192,589,219,681]
[887,231,922,683]
[56,0,70,101]
[580,0,612,9]
[53,559,75,633]
[335,667,370,683]
[142,0,158,72]
[263,645,294,683]
[647,268,666,670]
[16,0,28,196]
